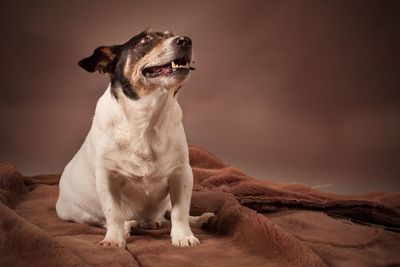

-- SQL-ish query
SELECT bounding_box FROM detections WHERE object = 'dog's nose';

[175,36,192,49]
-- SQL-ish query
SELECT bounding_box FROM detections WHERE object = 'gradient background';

[1,0,399,194]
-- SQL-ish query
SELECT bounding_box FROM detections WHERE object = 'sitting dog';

[56,29,214,248]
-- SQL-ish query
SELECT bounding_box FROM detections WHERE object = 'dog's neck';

[120,86,181,135]
[95,84,183,160]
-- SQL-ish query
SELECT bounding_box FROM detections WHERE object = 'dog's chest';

[118,171,169,199]
[107,167,170,217]
[98,90,184,178]
[108,143,179,179]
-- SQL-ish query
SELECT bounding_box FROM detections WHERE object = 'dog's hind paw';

[189,212,216,228]
[199,212,215,227]
[124,220,139,236]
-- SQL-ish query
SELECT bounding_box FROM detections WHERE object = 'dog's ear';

[78,45,121,74]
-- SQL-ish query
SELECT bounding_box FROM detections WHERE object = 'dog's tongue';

[159,66,172,75]
[148,65,171,76]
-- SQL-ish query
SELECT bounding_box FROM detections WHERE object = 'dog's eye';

[140,35,153,44]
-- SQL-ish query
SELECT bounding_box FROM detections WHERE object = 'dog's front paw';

[98,238,126,249]
[171,235,200,247]
[171,223,200,247]
[99,226,127,248]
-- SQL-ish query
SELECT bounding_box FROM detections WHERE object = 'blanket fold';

[1,145,399,267]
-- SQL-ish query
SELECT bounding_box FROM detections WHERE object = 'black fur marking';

[111,75,139,100]
[110,86,118,99]
[80,30,172,101]
[123,31,161,64]
[110,31,166,100]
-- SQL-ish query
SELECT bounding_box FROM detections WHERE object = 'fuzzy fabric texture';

[1,144,399,266]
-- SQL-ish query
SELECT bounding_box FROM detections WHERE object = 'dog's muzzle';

[142,37,193,79]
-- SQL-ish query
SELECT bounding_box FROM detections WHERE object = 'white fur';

[56,84,203,248]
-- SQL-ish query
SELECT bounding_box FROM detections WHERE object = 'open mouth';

[142,57,193,78]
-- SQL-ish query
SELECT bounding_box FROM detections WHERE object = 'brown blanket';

[1,144,400,266]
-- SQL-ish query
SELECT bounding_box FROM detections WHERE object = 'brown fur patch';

[123,41,169,97]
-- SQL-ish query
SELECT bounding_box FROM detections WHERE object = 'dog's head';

[78,29,193,100]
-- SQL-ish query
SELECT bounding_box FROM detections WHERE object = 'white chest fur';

[57,85,191,225]
[90,85,187,178]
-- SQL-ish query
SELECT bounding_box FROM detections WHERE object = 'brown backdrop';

[0,0,399,194]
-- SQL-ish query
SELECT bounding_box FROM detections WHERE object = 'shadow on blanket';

[1,144,399,266]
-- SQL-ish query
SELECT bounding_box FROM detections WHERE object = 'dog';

[56,29,214,249]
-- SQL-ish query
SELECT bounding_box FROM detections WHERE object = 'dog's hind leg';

[124,219,139,236]
[124,218,167,236]
[164,210,215,228]
[189,213,215,228]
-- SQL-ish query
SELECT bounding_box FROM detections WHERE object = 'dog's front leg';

[169,165,200,247]
[95,168,126,248]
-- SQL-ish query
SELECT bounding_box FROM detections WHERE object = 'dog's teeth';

[171,61,190,69]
